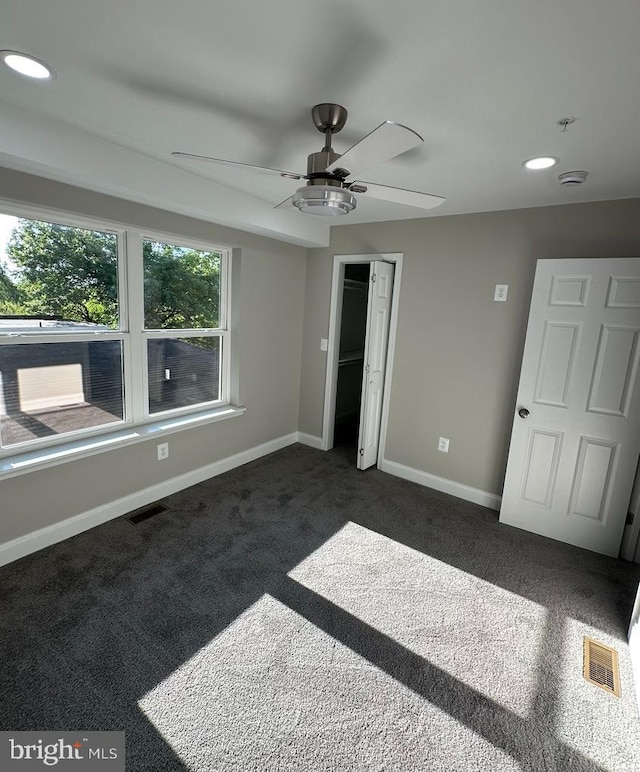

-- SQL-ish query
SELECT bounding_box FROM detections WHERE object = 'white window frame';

[138,230,231,421]
[0,201,236,466]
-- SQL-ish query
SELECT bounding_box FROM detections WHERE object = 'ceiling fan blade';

[171,152,303,180]
[353,181,445,210]
[274,195,294,210]
[326,121,423,179]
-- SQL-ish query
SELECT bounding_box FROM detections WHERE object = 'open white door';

[357,261,394,470]
[499,258,640,556]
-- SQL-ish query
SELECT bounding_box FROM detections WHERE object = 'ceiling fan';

[172,104,445,216]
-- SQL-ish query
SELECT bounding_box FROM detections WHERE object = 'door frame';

[621,463,640,561]
[321,252,403,464]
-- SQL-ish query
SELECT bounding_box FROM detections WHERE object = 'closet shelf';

[344,278,368,292]
[338,350,365,365]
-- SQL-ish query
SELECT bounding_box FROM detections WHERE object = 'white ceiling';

[1,0,640,247]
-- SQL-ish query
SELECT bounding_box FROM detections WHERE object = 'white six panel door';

[357,261,394,470]
[499,258,640,556]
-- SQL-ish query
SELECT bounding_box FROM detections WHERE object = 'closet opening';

[333,263,369,450]
[322,253,402,470]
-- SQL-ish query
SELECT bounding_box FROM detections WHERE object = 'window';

[0,211,230,456]
[142,238,224,416]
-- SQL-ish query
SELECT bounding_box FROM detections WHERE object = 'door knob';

[518,408,530,419]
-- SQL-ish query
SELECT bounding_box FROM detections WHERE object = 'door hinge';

[371,273,376,282]
[359,448,364,456]
[626,511,635,526]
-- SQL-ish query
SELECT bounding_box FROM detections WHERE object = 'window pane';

[148,337,220,414]
[143,239,221,329]
[0,215,119,330]
[0,340,124,449]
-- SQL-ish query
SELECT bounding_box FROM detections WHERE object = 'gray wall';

[3,168,640,549]
[299,199,640,496]
[0,168,306,544]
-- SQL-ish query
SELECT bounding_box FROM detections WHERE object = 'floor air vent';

[583,637,621,697]
[126,502,169,525]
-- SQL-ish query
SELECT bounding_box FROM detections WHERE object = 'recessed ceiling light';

[523,156,558,170]
[1,51,53,80]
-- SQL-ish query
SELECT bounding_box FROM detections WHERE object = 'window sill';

[0,404,246,480]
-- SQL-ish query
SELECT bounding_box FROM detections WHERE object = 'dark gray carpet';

[1,444,640,771]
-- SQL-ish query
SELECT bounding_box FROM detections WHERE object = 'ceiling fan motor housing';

[306,148,341,178]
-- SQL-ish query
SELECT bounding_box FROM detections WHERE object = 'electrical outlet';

[157,442,169,461]
[320,338,328,351]
[494,284,509,301]
[438,437,450,453]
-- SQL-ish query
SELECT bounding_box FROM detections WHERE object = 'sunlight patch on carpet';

[137,592,517,771]
[287,521,546,718]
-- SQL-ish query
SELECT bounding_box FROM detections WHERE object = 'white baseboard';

[0,432,299,568]
[379,457,502,511]
[296,432,323,449]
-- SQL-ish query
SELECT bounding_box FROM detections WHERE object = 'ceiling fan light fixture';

[523,156,558,170]
[1,50,53,80]
[292,185,356,216]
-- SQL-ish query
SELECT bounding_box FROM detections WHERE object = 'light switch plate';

[320,338,328,351]
[438,437,450,453]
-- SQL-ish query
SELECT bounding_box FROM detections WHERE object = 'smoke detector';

[559,171,588,186]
